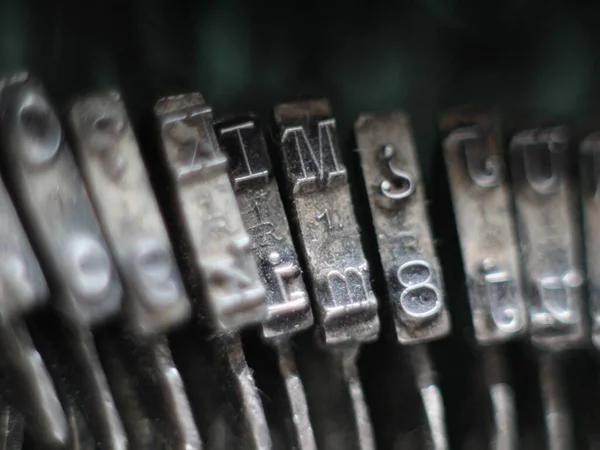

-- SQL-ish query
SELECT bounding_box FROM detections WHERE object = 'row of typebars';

[0,73,596,450]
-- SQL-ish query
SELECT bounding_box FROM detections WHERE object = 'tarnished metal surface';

[215,114,313,341]
[0,73,595,450]
[509,123,586,350]
[0,75,126,449]
[69,92,191,336]
[154,93,266,331]
[354,111,449,449]
[441,109,527,344]
[508,121,581,449]
[215,114,315,449]
[154,94,271,449]
[0,75,122,327]
[273,99,379,345]
[274,99,377,450]
[69,92,201,449]
[579,131,600,348]
[355,110,450,344]
[440,109,521,449]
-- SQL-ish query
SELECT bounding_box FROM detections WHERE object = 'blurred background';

[1,0,598,173]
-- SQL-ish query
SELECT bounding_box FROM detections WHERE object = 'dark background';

[1,0,598,172]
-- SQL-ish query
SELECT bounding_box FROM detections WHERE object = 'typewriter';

[0,1,599,449]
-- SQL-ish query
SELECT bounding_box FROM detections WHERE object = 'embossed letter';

[281,119,347,193]
[218,121,269,189]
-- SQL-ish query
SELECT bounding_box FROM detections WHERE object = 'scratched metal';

[0,75,122,327]
[220,335,272,450]
[440,110,527,344]
[579,132,600,349]
[155,93,266,331]
[215,114,313,341]
[408,345,449,450]
[215,114,315,449]
[355,111,450,344]
[274,99,379,345]
[68,92,190,336]
[509,124,586,350]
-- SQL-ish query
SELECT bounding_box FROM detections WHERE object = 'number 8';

[397,260,442,319]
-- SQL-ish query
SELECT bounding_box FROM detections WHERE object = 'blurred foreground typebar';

[274,99,379,450]
[509,124,585,349]
[215,114,316,449]
[0,77,67,445]
[579,129,600,348]
[155,93,266,331]
[0,171,65,447]
[155,93,271,449]
[68,92,201,449]
[0,75,126,449]
[355,111,450,450]
[509,121,586,449]
[441,109,528,449]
